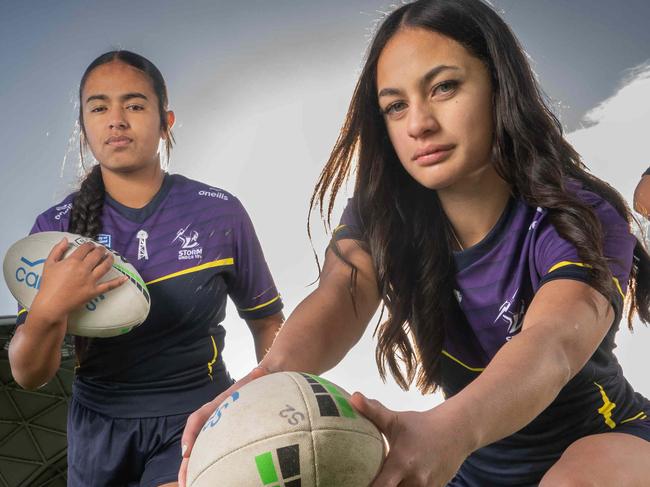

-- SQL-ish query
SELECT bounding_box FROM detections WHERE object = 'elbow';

[10,368,50,391]
[633,196,643,214]
[8,352,56,391]
[633,198,648,216]
[556,351,575,388]
[633,181,650,215]
[554,337,591,388]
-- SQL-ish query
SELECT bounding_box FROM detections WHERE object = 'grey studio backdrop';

[1,1,650,484]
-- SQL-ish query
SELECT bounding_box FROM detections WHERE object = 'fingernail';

[182,444,187,457]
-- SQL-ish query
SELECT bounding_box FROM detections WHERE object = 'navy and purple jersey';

[334,182,650,483]
[17,173,283,417]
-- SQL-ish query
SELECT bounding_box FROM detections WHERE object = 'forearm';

[262,281,379,375]
[435,280,612,455]
[439,325,573,453]
[9,308,67,389]
[249,313,284,362]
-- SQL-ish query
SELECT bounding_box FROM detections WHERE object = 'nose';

[406,101,440,139]
[108,107,128,130]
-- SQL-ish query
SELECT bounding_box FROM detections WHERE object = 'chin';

[407,172,455,192]
[101,159,150,174]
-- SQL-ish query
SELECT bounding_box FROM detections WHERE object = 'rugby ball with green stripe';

[3,231,150,337]
[187,372,385,486]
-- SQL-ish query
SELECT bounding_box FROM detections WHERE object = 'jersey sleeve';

[533,195,635,319]
[331,197,366,242]
[644,167,650,177]
[227,200,283,320]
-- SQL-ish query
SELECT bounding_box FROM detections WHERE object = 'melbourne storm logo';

[173,224,203,260]
[495,287,527,339]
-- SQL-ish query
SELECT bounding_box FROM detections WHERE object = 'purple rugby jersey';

[335,183,650,483]
[16,174,283,417]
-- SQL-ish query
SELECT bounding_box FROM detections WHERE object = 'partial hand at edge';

[178,365,270,487]
[350,392,469,487]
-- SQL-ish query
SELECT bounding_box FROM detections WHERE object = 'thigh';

[67,398,143,487]
[540,432,650,487]
[139,413,186,487]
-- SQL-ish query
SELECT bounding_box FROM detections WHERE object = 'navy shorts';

[67,397,187,487]
[447,417,650,486]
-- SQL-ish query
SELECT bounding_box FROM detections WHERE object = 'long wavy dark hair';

[69,50,174,360]
[311,0,650,394]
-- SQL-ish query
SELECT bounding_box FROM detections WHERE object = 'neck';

[100,163,165,209]
[437,164,511,250]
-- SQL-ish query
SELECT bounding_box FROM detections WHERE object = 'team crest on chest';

[495,288,527,339]
[173,224,203,260]
[136,230,149,261]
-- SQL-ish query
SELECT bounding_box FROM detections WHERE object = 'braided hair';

[68,164,105,239]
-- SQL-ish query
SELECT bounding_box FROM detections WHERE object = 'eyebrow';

[85,92,149,104]
[377,64,461,98]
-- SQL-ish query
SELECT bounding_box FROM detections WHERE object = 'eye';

[126,104,144,111]
[433,80,459,97]
[382,101,408,118]
[89,106,106,113]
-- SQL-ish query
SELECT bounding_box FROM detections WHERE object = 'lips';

[412,144,455,165]
[105,135,132,147]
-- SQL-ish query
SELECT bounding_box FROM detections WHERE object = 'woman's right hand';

[31,237,127,321]
[178,366,271,487]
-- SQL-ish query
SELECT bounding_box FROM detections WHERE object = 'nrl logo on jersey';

[173,224,203,260]
[97,234,112,249]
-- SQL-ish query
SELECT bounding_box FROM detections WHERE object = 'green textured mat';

[0,319,73,487]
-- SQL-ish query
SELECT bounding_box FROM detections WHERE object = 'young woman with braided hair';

[9,51,284,487]
[180,1,650,485]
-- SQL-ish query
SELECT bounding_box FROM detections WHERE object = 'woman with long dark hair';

[9,51,284,486]
[181,1,650,485]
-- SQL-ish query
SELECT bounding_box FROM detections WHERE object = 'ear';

[163,110,176,138]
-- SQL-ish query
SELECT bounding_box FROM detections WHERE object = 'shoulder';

[571,182,629,229]
[31,193,77,232]
[529,179,635,281]
[167,173,248,218]
[333,197,364,240]
[535,180,629,233]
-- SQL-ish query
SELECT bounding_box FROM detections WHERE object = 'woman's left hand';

[350,392,472,487]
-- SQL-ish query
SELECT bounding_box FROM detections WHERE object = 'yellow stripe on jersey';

[612,277,625,299]
[546,261,592,274]
[547,261,625,299]
[441,350,485,372]
[620,411,648,424]
[146,258,234,285]
[239,295,281,312]
[17,308,27,317]
[333,224,347,234]
[595,382,617,429]
[207,336,218,381]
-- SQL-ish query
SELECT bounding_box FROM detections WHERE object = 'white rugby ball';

[3,231,150,337]
[187,372,385,487]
